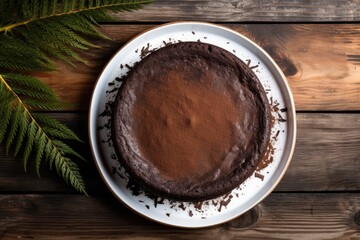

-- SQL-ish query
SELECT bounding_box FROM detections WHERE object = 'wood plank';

[0,193,359,239]
[33,24,360,111]
[278,113,360,191]
[109,0,360,22]
[0,113,359,193]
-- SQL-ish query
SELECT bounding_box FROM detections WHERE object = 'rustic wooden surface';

[1,1,360,239]
[1,194,359,239]
[35,24,360,111]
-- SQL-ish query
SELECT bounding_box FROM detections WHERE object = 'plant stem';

[0,1,151,33]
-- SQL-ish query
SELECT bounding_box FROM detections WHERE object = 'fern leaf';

[53,140,86,161]
[41,0,48,17]
[14,109,29,156]
[11,87,57,101]
[33,113,81,142]
[0,86,14,143]
[1,0,151,72]
[5,104,22,153]
[55,156,86,194]
[34,130,46,176]
[23,119,37,172]
[0,35,54,71]
[0,74,86,193]
[4,73,56,95]
[23,98,68,111]
[0,0,152,194]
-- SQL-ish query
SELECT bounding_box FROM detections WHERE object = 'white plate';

[89,22,296,228]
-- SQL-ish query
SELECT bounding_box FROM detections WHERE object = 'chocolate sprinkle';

[255,172,264,181]
[189,210,194,217]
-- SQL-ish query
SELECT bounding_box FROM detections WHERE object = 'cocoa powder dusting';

[133,70,239,180]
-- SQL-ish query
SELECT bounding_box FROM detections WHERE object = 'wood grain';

[1,113,359,193]
[0,193,359,239]
[33,24,360,111]
[109,0,360,22]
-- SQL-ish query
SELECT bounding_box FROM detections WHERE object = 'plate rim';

[88,21,297,228]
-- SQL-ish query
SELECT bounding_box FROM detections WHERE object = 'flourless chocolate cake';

[112,42,271,201]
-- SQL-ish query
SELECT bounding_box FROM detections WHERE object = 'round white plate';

[89,22,296,228]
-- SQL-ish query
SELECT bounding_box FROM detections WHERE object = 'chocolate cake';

[112,42,271,201]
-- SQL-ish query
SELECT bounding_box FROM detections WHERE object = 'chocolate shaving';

[126,178,142,197]
[153,197,165,208]
[255,172,264,181]
[140,43,151,58]
[218,195,233,212]
[194,201,204,210]
[273,130,280,140]
[277,113,287,122]
[125,64,132,70]
[162,40,172,46]
[178,203,186,211]
[115,77,123,82]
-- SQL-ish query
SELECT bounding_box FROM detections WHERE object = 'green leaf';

[14,109,29,156]
[5,104,22,153]
[0,90,13,143]
[33,114,81,142]
[23,119,37,172]
[23,98,67,111]
[4,73,56,95]
[53,140,86,161]
[0,0,152,194]
[34,129,46,176]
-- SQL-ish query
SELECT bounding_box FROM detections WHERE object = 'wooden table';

[1,1,360,239]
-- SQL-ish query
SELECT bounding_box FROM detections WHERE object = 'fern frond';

[0,85,14,142]
[4,73,56,95]
[0,35,54,71]
[0,74,86,194]
[55,157,86,195]
[33,113,81,142]
[53,140,86,161]
[0,0,151,194]
[23,119,37,172]
[0,0,151,71]
[23,99,68,111]
[34,128,46,175]
[14,109,29,156]
[5,104,22,154]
